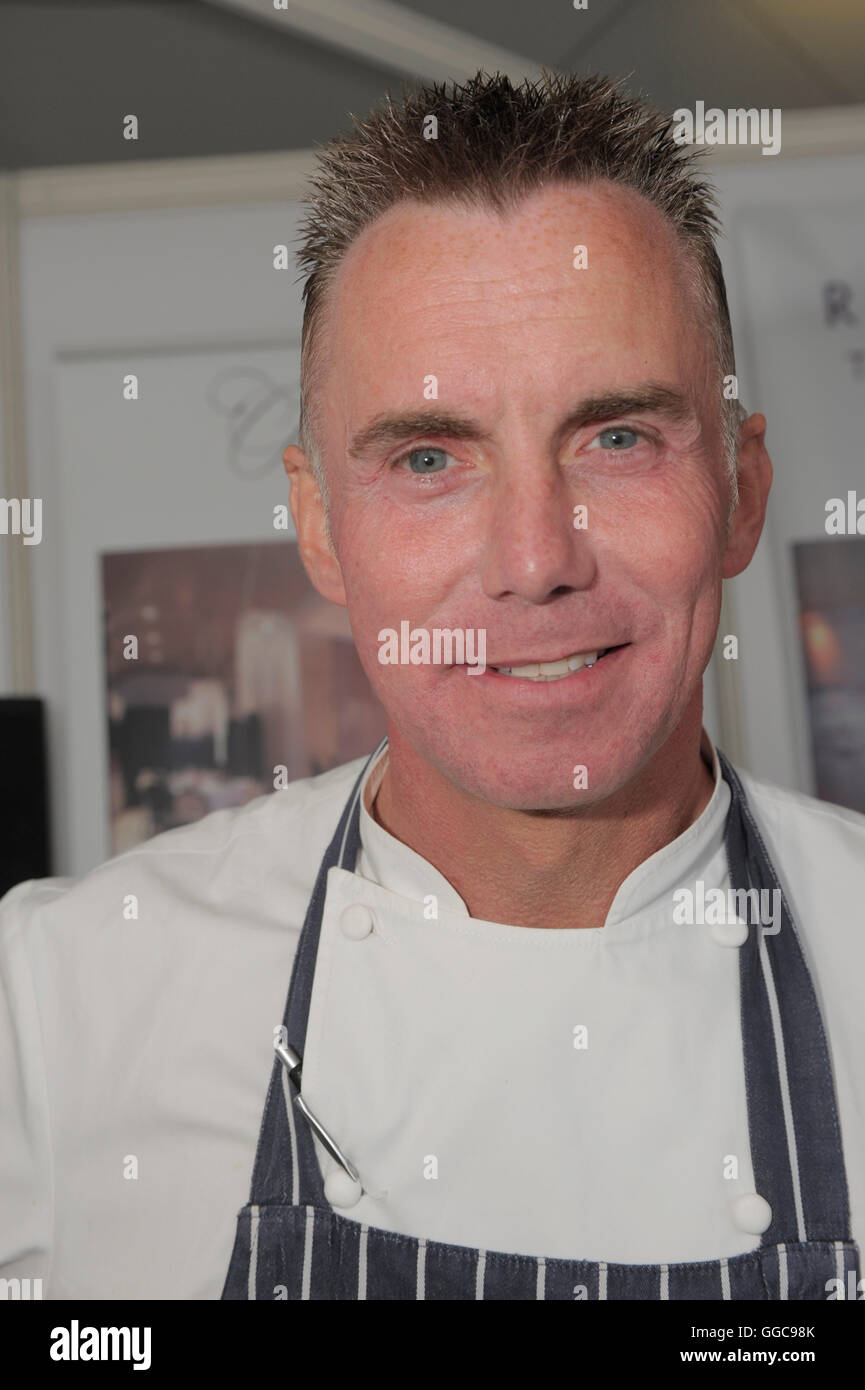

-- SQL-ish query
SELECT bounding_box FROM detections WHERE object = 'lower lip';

[460,644,630,702]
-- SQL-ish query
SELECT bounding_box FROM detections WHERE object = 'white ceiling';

[0,0,862,169]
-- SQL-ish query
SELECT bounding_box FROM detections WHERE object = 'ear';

[722,413,773,579]
[283,445,347,606]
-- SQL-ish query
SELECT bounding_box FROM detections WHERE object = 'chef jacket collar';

[357,729,730,930]
[357,743,469,915]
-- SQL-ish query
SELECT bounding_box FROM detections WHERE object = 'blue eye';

[406,447,449,474]
[597,427,639,450]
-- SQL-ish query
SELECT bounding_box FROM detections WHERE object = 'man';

[1,71,862,1301]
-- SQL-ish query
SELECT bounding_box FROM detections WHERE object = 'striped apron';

[222,746,859,1300]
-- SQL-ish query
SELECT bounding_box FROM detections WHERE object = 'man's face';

[299,183,751,809]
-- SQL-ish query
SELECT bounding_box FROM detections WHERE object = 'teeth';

[495,650,604,680]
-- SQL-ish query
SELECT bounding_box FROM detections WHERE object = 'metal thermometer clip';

[274,1039,361,1185]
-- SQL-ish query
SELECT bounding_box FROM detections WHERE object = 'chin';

[403,722,647,812]
[459,762,635,812]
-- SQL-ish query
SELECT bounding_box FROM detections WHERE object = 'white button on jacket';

[731,1194,773,1235]
[339,904,375,940]
[712,917,750,948]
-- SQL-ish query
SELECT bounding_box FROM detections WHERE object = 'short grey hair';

[295,70,744,517]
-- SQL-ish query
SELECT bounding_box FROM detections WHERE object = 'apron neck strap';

[718,748,852,1246]
[250,740,386,1209]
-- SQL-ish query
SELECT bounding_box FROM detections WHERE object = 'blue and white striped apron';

[222,745,859,1300]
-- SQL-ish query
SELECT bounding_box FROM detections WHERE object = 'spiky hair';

[295,70,743,500]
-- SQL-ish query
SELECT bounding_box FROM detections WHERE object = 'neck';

[371,702,715,930]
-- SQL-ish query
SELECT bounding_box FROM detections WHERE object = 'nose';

[479,460,597,603]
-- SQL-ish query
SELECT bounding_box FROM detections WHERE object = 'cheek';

[331,488,474,619]
[639,525,724,669]
[613,472,726,605]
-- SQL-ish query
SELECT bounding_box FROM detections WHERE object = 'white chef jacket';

[1,732,863,1299]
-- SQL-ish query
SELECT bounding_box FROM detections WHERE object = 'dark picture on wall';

[793,537,865,814]
[101,540,386,853]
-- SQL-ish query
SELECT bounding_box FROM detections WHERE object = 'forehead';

[321,182,710,424]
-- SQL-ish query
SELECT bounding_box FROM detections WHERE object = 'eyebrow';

[346,384,697,459]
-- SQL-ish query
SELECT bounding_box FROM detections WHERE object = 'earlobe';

[721,414,773,580]
[284,447,348,607]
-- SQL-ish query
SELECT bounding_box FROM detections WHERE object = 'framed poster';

[18,199,313,875]
[102,541,386,854]
[792,538,865,814]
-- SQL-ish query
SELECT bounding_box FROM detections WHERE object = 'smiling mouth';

[490,645,625,681]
